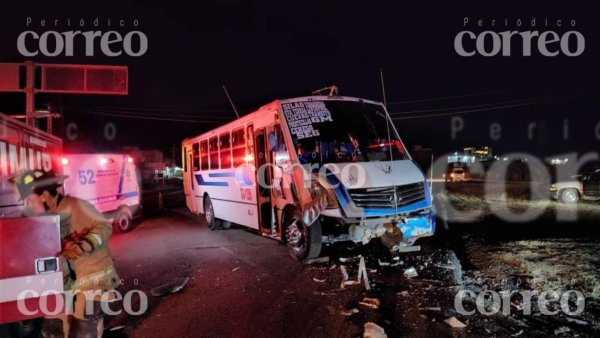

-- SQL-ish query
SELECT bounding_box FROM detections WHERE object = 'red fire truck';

[0,112,64,336]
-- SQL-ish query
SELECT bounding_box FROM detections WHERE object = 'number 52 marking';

[78,169,96,185]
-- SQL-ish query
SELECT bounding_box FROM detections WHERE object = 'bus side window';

[220,132,232,169]
[192,143,200,171]
[232,128,245,167]
[209,136,219,170]
[200,140,209,170]
[246,124,254,164]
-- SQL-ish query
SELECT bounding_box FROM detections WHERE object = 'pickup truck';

[550,169,600,203]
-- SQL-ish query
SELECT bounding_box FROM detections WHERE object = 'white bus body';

[182,96,435,259]
[61,153,142,232]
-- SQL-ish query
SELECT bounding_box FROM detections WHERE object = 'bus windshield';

[282,99,408,165]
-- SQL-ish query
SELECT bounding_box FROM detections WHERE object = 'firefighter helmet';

[8,170,68,200]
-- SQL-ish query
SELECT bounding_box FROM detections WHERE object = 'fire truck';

[0,112,64,336]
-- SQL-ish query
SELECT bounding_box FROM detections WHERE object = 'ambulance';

[61,153,142,233]
[0,112,64,335]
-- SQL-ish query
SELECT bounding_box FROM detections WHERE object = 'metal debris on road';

[363,322,388,338]
[403,267,418,278]
[444,316,466,329]
[359,297,381,309]
[151,277,190,297]
[341,308,360,316]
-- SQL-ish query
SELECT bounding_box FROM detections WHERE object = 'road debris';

[420,307,441,312]
[357,256,371,290]
[378,259,390,267]
[339,255,361,263]
[341,308,360,316]
[403,267,418,278]
[312,277,326,283]
[151,277,190,297]
[359,297,381,309]
[554,326,571,335]
[565,316,589,326]
[363,322,387,338]
[340,265,349,285]
[397,291,409,297]
[303,256,329,265]
[444,316,466,329]
[231,267,240,272]
[395,245,421,253]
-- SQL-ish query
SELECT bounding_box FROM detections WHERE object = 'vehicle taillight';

[100,158,108,165]
[127,157,134,164]
[61,157,69,165]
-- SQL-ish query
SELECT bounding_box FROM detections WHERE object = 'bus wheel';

[204,195,218,230]
[113,207,133,233]
[284,212,322,260]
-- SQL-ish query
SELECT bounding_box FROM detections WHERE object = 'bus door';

[253,128,275,236]
[185,146,198,213]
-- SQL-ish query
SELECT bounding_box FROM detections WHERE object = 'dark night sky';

[0,0,599,161]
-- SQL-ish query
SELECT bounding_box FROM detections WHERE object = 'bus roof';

[182,95,384,144]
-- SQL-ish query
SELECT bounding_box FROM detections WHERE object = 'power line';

[74,109,225,123]
[85,107,233,120]
[387,90,503,105]
[88,105,236,114]
[388,98,535,115]
[391,101,537,120]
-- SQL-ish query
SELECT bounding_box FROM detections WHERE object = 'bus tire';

[284,210,322,260]
[204,195,218,230]
[113,207,133,233]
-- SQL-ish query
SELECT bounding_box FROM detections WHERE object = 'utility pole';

[24,61,35,127]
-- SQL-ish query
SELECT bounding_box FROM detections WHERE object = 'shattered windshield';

[281,99,408,165]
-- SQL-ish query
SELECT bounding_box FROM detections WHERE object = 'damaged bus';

[182,95,435,260]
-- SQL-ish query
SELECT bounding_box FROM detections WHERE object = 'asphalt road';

[100,181,600,338]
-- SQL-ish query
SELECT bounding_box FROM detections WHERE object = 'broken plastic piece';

[357,257,371,290]
[151,277,190,297]
[403,267,418,278]
[420,307,441,312]
[303,256,330,265]
[341,308,360,316]
[359,297,381,309]
[444,316,466,329]
[554,326,571,335]
[363,322,387,338]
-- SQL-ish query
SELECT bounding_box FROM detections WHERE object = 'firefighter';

[10,169,119,338]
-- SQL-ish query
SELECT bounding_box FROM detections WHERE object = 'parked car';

[445,167,466,182]
[550,169,600,203]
